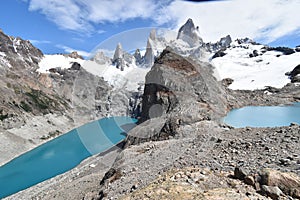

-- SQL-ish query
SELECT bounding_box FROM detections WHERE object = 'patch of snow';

[12,38,21,53]
[82,61,150,91]
[0,52,12,68]
[38,54,84,73]
[39,54,150,92]
[212,44,300,90]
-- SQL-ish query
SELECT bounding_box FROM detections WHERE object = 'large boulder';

[259,168,300,198]
[125,47,227,146]
[286,64,300,82]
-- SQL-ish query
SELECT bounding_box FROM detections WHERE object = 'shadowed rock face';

[124,47,227,147]
[141,47,227,122]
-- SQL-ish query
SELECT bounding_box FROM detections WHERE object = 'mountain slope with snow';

[211,41,300,90]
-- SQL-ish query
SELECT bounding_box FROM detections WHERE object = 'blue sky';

[0,0,299,56]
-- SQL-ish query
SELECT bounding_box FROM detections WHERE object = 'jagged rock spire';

[219,35,232,48]
[143,29,159,68]
[177,18,203,47]
[112,43,125,71]
[149,29,156,41]
[144,38,155,67]
[113,43,123,61]
[134,49,142,65]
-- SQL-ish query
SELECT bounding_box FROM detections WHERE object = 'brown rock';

[244,175,255,186]
[259,168,300,198]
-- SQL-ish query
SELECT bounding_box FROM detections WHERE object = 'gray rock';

[261,185,283,199]
[234,167,248,180]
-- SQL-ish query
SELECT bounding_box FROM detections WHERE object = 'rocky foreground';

[7,47,300,200]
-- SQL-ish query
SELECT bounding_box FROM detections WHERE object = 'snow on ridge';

[212,43,300,90]
[38,54,150,92]
[38,54,84,73]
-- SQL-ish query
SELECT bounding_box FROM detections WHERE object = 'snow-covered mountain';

[37,18,300,93]
[211,39,300,90]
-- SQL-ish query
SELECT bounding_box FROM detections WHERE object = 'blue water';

[223,102,300,128]
[0,116,137,198]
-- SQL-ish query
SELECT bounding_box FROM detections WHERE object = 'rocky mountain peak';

[112,43,134,70]
[144,38,155,68]
[90,51,112,65]
[113,43,123,61]
[149,29,156,41]
[66,51,83,59]
[219,35,232,48]
[177,18,203,47]
[0,29,43,69]
[134,49,142,65]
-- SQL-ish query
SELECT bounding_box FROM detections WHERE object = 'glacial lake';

[0,116,137,199]
[223,102,300,128]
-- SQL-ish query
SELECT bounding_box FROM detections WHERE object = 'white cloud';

[27,0,170,34]
[56,44,91,57]
[26,0,300,44]
[29,39,51,45]
[97,29,106,34]
[28,0,93,33]
[155,0,300,43]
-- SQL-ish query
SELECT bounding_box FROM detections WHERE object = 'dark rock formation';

[124,47,227,147]
[69,62,81,70]
[212,50,226,59]
[234,167,248,180]
[264,46,295,55]
[249,50,260,58]
[208,35,232,52]
[285,64,300,83]
[133,49,142,65]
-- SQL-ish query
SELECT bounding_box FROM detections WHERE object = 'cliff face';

[123,47,227,146]
[0,30,125,166]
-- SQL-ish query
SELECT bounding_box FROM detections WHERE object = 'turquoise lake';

[223,102,300,128]
[0,116,137,199]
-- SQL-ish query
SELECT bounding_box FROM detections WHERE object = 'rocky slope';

[91,47,300,200]
[0,30,131,166]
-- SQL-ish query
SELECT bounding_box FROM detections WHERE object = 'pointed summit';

[144,38,155,67]
[177,18,203,47]
[113,43,123,61]
[149,29,156,41]
[112,43,126,70]
[134,48,142,65]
